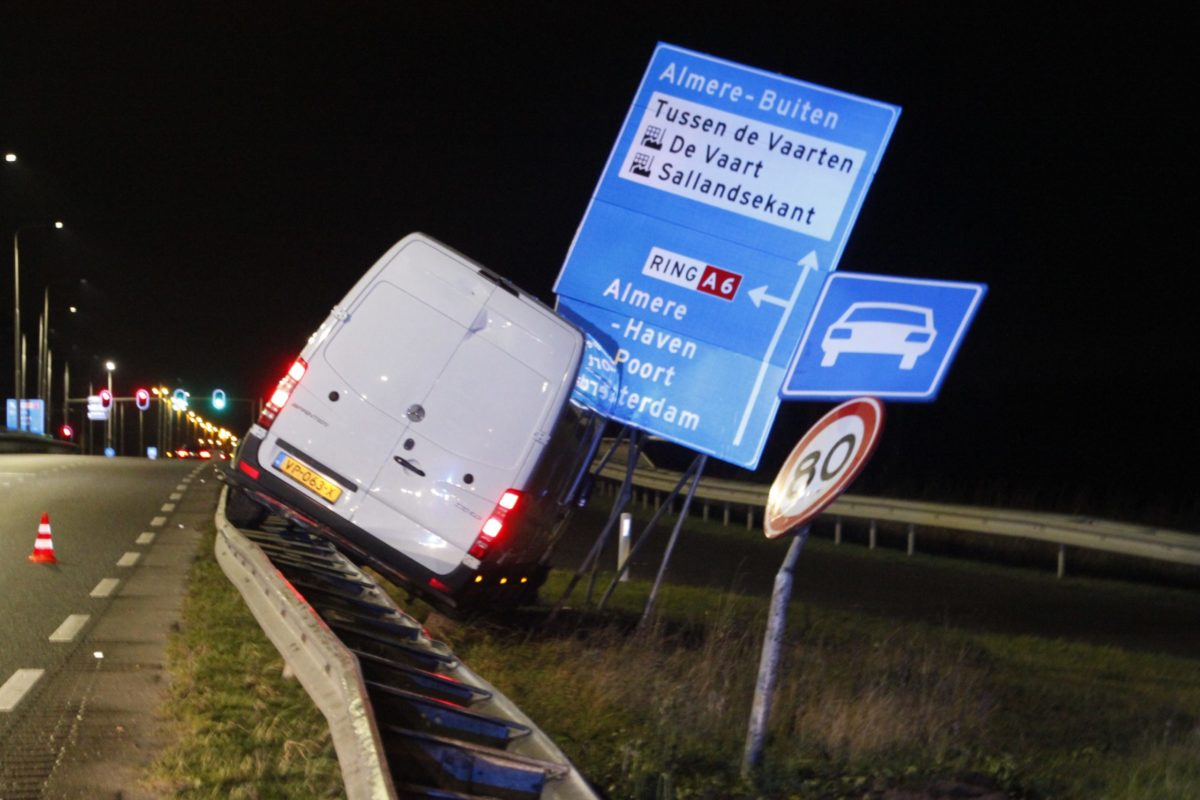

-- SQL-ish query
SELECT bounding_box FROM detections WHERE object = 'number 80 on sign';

[764,397,885,539]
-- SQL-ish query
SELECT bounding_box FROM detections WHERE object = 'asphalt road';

[0,454,198,738]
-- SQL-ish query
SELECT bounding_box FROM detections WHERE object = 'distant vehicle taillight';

[468,490,522,559]
[257,357,307,429]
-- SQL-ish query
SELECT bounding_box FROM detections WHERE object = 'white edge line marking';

[117,552,141,568]
[136,532,156,545]
[0,668,45,712]
[90,578,121,598]
[49,614,91,642]
[150,516,167,527]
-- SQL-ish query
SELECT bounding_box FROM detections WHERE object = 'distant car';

[821,302,937,370]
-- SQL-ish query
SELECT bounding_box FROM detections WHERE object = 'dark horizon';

[3,4,1195,526]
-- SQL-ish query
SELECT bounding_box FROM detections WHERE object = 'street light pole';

[13,231,22,423]
[12,222,63,430]
[105,360,115,451]
[39,286,49,402]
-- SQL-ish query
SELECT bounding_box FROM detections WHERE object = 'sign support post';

[584,428,641,604]
[550,428,640,621]
[638,453,706,628]
[743,397,885,779]
[596,451,706,612]
[742,523,809,776]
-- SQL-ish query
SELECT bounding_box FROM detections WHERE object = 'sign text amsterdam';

[555,44,900,468]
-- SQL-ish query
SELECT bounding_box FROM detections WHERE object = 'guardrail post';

[746,507,755,532]
[907,523,916,556]
[1057,545,1066,578]
[618,513,632,583]
[834,516,842,545]
[703,500,710,522]
[869,520,877,550]
[723,502,730,527]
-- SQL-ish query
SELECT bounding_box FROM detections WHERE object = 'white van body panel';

[254,234,583,577]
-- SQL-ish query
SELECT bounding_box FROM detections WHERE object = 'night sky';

[3,4,1194,525]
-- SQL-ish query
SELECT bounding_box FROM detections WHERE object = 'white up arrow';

[733,251,821,447]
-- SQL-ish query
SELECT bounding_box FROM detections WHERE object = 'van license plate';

[276,454,342,503]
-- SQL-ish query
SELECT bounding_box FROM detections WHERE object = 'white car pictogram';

[820,302,937,370]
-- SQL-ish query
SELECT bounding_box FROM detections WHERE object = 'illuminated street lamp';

[4,153,16,163]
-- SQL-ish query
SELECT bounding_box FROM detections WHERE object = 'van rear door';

[318,239,503,573]
[361,282,580,562]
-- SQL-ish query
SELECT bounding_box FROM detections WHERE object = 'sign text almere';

[556,44,900,468]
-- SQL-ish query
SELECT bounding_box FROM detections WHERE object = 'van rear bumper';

[227,434,476,611]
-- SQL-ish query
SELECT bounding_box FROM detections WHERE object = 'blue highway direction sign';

[781,272,986,401]
[5,399,46,434]
[555,43,900,468]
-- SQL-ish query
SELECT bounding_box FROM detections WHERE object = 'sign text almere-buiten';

[557,44,899,468]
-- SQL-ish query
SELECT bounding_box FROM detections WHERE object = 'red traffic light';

[60,424,74,440]
[135,387,150,411]
[98,388,113,409]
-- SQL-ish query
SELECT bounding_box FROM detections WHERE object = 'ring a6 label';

[764,397,884,538]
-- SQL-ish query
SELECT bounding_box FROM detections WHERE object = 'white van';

[225,234,600,614]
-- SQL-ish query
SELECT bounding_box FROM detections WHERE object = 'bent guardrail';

[595,462,1200,576]
[0,431,77,454]
[215,488,600,800]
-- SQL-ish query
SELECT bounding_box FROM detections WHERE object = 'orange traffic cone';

[28,513,58,564]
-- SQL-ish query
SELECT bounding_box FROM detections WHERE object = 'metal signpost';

[743,397,884,775]
[782,272,987,400]
[555,43,900,468]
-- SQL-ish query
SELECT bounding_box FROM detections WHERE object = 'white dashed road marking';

[116,552,141,568]
[136,532,156,545]
[0,669,44,712]
[169,492,183,500]
[150,516,167,527]
[161,503,176,512]
[49,614,91,642]
[90,578,120,598]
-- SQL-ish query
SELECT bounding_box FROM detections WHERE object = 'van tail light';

[468,489,523,560]
[257,357,308,429]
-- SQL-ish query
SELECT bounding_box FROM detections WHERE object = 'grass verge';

[149,522,343,798]
[149,515,1200,799]
[410,571,1200,799]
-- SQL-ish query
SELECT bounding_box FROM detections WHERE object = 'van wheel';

[225,487,268,529]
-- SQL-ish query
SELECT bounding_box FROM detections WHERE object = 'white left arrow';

[747,285,789,309]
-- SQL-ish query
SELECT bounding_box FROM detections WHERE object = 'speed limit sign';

[764,397,884,538]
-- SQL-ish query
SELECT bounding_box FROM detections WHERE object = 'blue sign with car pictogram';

[780,272,986,401]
